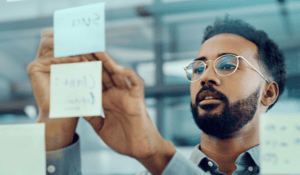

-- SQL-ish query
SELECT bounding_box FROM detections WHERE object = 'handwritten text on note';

[50,61,102,118]
[260,114,300,174]
[54,2,105,58]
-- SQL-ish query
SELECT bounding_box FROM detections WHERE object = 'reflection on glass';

[163,95,201,146]
[163,60,191,84]
[137,62,156,87]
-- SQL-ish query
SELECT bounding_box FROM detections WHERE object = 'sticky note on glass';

[0,123,45,175]
[54,2,105,58]
[260,114,300,174]
[50,61,102,118]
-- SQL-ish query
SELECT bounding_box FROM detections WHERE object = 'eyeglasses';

[184,54,270,83]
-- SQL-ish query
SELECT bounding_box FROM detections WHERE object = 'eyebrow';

[194,52,237,61]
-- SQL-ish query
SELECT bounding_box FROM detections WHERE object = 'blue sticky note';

[260,114,300,174]
[54,3,105,58]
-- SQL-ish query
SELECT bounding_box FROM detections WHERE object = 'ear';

[261,81,279,107]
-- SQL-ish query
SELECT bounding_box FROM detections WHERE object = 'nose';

[199,63,221,86]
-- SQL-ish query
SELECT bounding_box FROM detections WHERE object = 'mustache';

[195,85,228,104]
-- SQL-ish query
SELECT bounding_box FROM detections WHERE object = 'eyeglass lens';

[185,55,238,81]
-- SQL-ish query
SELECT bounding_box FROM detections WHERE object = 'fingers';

[36,56,81,67]
[95,52,123,89]
[123,77,132,89]
[42,50,54,58]
[80,54,97,62]
[36,31,137,92]
[117,67,144,87]
[105,66,144,96]
[40,36,54,50]
[50,56,81,65]
[41,29,54,38]
[112,74,129,89]
[102,70,114,89]
[94,52,122,74]
[102,69,133,91]
[37,30,54,59]
[94,52,144,91]
[117,67,145,96]
[103,68,128,89]
[94,52,134,89]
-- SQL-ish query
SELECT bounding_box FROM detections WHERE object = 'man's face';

[190,33,264,139]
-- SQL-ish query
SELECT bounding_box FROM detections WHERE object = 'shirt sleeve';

[136,150,210,175]
[46,133,81,175]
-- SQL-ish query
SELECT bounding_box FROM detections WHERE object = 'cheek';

[239,74,261,93]
[224,75,261,102]
[219,77,244,103]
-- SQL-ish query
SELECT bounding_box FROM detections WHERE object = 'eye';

[194,66,205,74]
[218,62,236,70]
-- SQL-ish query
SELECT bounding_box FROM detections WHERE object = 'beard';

[191,85,261,140]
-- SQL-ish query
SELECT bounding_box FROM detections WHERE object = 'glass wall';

[1,0,300,174]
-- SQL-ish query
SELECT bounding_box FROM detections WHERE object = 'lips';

[196,90,223,110]
[198,90,221,103]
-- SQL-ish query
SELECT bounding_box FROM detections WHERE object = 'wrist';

[138,139,176,175]
[37,112,78,151]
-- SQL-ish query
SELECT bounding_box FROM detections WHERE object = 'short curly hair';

[203,16,287,110]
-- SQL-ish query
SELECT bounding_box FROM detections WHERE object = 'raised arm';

[27,29,96,151]
[84,52,176,175]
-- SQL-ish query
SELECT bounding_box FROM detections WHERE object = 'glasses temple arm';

[239,56,270,83]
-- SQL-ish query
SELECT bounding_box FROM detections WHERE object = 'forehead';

[197,33,258,61]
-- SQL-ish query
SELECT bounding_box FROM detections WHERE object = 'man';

[27,16,286,175]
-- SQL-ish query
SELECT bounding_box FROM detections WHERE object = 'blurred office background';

[1,0,300,174]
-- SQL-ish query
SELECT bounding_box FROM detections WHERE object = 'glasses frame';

[184,54,270,83]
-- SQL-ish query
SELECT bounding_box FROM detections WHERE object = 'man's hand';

[27,29,96,151]
[84,52,176,175]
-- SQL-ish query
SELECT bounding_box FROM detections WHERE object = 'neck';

[200,115,260,175]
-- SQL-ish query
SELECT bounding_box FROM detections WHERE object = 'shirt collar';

[189,144,206,165]
[189,144,260,167]
[243,144,260,166]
